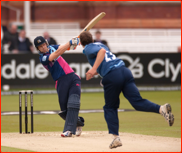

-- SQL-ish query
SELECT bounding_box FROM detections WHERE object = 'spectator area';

[27,23,181,53]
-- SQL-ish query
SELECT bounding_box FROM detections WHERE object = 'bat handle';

[77,35,81,45]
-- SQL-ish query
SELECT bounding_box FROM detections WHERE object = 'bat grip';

[67,35,80,50]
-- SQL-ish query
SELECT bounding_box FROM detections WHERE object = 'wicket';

[19,90,34,134]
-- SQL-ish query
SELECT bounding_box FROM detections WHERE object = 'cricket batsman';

[33,36,84,137]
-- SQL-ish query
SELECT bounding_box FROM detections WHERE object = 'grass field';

[1,146,35,152]
[1,91,181,138]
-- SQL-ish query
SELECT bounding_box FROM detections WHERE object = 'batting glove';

[69,37,80,50]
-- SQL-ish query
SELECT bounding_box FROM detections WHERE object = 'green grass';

[1,93,105,111]
[1,146,35,152]
[1,91,181,138]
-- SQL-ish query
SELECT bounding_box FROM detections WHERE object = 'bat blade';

[68,12,106,50]
[80,12,106,35]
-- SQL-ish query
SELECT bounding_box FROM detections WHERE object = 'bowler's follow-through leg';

[160,103,174,126]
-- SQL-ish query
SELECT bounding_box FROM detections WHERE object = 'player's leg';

[122,66,174,126]
[62,74,83,136]
[102,80,121,135]
[57,75,84,136]
[69,75,84,136]
[60,114,84,137]
[58,111,84,128]
[62,94,80,136]
[102,68,124,148]
[56,75,70,112]
[71,75,85,136]
[56,75,72,137]
[60,111,84,137]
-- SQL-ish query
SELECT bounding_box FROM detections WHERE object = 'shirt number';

[105,51,116,62]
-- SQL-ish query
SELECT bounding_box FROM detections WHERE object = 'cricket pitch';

[1,131,181,152]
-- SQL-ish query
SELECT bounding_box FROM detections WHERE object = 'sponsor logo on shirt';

[42,56,47,61]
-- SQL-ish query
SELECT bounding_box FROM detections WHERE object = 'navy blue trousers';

[102,66,160,135]
[56,72,81,111]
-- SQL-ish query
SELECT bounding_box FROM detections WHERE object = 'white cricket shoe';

[76,126,82,136]
[160,103,174,126]
[109,137,122,149]
[61,131,72,137]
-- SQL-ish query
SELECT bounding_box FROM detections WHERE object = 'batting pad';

[58,111,84,127]
[63,94,80,134]
[58,110,67,120]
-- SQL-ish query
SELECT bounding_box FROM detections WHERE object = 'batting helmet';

[34,36,48,48]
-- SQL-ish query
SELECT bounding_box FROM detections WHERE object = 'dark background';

[1,53,181,88]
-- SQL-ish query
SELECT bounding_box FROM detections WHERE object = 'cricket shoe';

[160,103,174,126]
[76,126,82,136]
[61,131,72,137]
[109,137,122,149]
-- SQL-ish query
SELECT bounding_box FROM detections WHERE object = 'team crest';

[37,39,41,43]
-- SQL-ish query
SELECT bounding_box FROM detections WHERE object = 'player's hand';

[69,37,80,50]
[86,68,97,80]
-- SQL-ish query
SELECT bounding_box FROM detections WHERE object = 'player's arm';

[49,37,79,61]
[86,48,106,80]
[49,42,70,61]
[92,48,106,71]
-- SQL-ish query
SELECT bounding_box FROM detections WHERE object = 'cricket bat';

[79,12,106,35]
[69,12,106,50]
